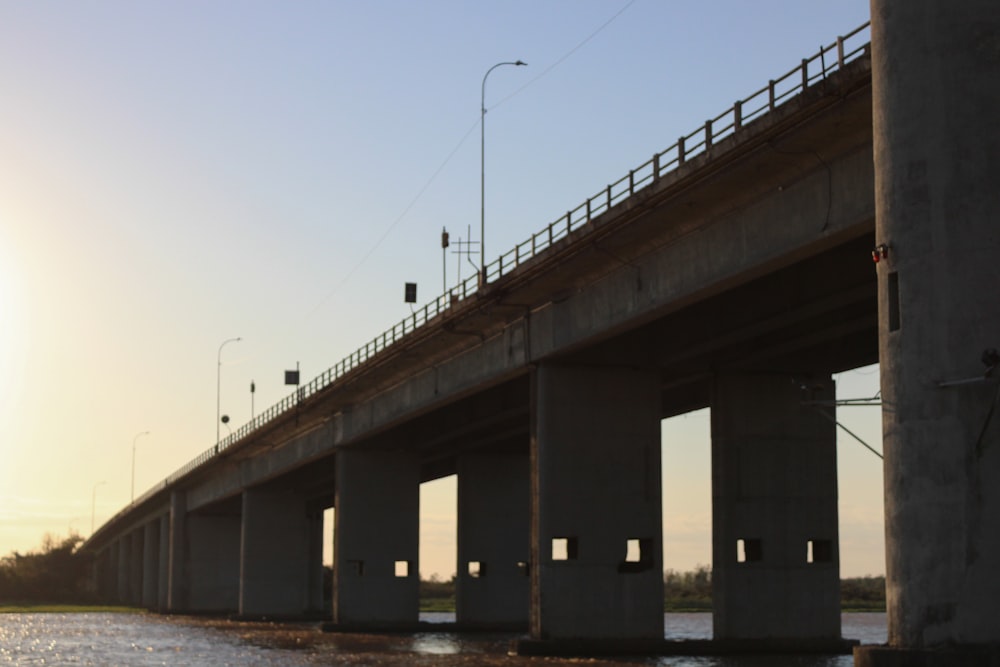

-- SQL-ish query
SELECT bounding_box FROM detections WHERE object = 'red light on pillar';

[872,244,889,263]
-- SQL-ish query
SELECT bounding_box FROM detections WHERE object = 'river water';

[0,612,885,666]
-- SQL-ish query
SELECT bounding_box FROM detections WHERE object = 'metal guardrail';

[117,22,872,525]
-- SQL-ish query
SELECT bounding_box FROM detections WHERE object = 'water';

[0,612,885,666]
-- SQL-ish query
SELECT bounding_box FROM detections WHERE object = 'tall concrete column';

[186,511,241,613]
[239,488,312,618]
[307,510,325,614]
[141,520,160,609]
[166,491,186,611]
[116,537,130,604]
[711,372,840,641]
[529,364,663,641]
[157,515,169,611]
[456,451,530,628]
[333,448,420,627]
[858,2,1000,663]
[128,529,143,607]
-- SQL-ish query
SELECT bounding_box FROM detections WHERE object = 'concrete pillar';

[529,364,663,641]
[141,521,159,609]
[128,529,143,607]
[166,491,186,611]
[96,546,114,602]
[239,488,312,617]
[186,511,241,612]
[157,515,169,611]
[116,537,130,604]
[108,542,119,603]
[307,510,325,614]
[333,448,420,626]
[857,2,1000,663]
[711,372,840,640]
[456,452,530,628]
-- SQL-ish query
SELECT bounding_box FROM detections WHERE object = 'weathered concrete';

[333,449,420,626]
[711,372,840,640]
[529,364,663,641]
[239,488,312,617]
[141,520,160,609]
[859,0,1000,661]
[456,452,530,627]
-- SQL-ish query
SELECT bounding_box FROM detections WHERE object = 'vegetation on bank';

[0,533,96,606]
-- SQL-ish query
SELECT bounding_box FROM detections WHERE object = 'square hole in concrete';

[394,560,410,577]
[467,561,486,578]
[807,539,832,563]
[737,538,762,563]
[552,537,578,561]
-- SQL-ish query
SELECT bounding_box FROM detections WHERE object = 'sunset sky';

[0,0,879,579]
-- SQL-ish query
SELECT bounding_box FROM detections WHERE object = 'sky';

[0,0,880,579]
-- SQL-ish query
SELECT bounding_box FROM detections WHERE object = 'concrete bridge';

[84,5,1000,664]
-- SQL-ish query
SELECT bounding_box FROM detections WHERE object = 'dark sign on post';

[404,282,417,303]
[285,369,300,385]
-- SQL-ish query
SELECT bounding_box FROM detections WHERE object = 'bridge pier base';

[332,449,420,627]
[857,1,1000,664]
[456,451,530,629]
[526,363,663,643]
[238,488,315,618]
[711,372,841,641]
[128,529,143,607]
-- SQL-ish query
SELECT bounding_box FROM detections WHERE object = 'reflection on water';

[0,612,885,666]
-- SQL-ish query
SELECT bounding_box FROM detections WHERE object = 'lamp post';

[480,59,527,286]
[216,337,242,450]
[130,431,149,503]
[91,480,106,534]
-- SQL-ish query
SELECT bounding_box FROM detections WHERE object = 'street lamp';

[481,59,527,286]
[216,337,242,450]
[130,431,150,503]
[91,480,107,534]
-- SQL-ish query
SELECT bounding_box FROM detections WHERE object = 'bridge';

[84,5,1000,664]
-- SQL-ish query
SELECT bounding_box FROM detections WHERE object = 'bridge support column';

[333,449,420,627]
[95,546,114,602]
[129,529,143,607]
[141,520,159,609]
[239,488,313,618]
[186,511,241,613]
[456,451,530,628]
[166,491,185,611]
[711,372,840,642]
[858,2,1000,665]
[527,364,663,643]
[157,515,169,611]
[307,510,324,614]
[116,536,130,604]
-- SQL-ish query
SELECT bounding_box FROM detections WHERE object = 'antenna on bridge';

[451,223,480,286]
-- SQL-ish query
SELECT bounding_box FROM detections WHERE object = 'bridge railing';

[121,21,871,519]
